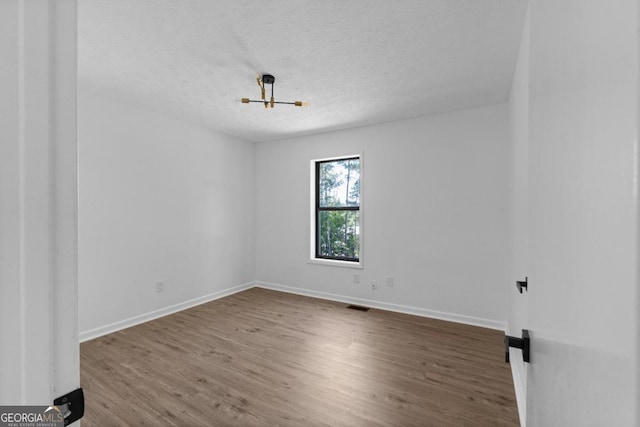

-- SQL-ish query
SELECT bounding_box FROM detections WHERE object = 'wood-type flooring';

[81,287,519,426]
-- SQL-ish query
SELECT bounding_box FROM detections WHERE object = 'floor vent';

[346,305,370,312]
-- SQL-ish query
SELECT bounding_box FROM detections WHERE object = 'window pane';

[318,210,360,259]
[318,159,360,208]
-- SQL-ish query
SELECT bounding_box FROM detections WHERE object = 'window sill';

[309,258,363,269]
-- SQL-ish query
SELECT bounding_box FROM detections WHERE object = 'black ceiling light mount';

[261,74,275,85]
[241,74,309,109]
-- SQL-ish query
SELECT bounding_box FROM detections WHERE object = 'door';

[507,3,530,423]
[0,0,80,421]
[509,1,639,426]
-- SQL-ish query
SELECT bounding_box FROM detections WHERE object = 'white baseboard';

[79,281,255,342]
[80,280,506,342]
[255,281,506,331]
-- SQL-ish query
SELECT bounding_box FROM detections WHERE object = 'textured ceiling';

[78,0,528,143]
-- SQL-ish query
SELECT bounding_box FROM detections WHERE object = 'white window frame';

[309,153,364,269]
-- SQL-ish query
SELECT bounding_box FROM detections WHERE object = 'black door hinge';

[516,277,528,293]
[53,388,84,426]
[505,329,531,363]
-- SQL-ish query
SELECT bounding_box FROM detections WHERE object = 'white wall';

[255,104,511,328]
[78,92,255,339]
[509,1,640,425]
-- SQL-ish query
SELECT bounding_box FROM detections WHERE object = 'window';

[312,156,361,264]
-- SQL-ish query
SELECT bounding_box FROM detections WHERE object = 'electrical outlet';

[353,274,360,284]
[371,280,377,291]
[386,277,394,287]
[156,281,165,293]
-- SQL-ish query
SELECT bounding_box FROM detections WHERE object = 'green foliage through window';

[315,157,360,261]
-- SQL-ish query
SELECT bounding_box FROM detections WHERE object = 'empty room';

[1,1,639,426]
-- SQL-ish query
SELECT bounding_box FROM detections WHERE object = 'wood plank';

[81,287,519,426]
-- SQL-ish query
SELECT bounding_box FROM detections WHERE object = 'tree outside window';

[315,157,360,262]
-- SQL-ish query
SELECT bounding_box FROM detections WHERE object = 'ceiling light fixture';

[241,74,309,109]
